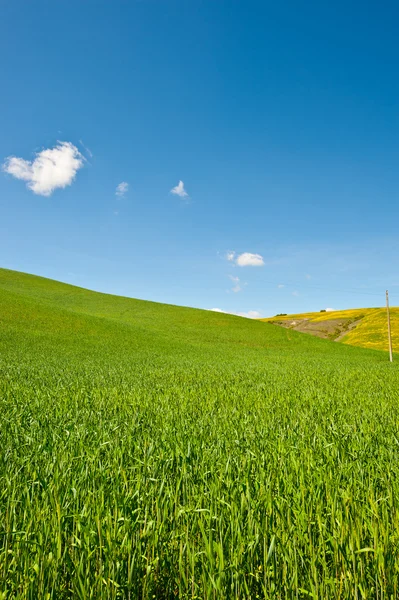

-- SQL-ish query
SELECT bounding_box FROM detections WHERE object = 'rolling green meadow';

[2,267,399,599]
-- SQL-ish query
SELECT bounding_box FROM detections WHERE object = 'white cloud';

[170,180,188,198]
[210,308,262,319]
[224,250,264,267]
[2,141,84,196]
[228,274,242,293]
[116,181,129,197]
[277,284,285,288]
[243,310,262,319]
[292,290,299,297]
[325,307,335,312]
[305,274,312,280]
[236,252,265,267]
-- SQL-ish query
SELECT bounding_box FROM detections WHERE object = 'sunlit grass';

[265,307,399,353]
[1,268,399,598]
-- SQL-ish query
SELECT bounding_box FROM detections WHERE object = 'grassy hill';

[1,268,399,598]
[263,307,399,354]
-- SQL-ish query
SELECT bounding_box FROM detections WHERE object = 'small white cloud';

[170,180,188,198]
[242,310,262,319]
[292,290,299,297]
[209,308,262,319]
[2,141,84,196]
[116,181,129,197]
[236,252,264,267]
[277,284,285,289]
[224,250,264,267]
[228,274,242,293]
[325,307,335,312]
[305,274,312,280]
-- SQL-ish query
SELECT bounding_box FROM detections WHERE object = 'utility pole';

[386,290,393,363]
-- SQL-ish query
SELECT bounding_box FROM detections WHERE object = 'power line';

[263,279,389,298]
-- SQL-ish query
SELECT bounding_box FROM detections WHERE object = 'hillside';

[263,307,398,354]
[1,268,399,598]
[0,267,376,362]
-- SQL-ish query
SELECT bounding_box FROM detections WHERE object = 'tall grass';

[1,269,399,598]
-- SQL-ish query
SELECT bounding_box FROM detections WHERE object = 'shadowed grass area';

[1,268,399,599]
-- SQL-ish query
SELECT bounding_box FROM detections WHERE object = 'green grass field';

[1,268,399,599]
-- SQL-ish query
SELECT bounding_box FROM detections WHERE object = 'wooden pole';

[386,290,393,363]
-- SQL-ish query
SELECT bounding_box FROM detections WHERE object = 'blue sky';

[1,0,398,317]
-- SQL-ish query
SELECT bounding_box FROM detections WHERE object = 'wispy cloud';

[210,308,262,319]
[170,180,188,198]
[116,181,129,197]
[225,251,265,267]
[305,274,312,280]
[2,141,84,196]
[292,290,299,297]
[277,284,285,288]
[79,139,93,159]
[228,274,242,293]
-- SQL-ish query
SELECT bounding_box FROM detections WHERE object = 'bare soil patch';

[268,317,363,341]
